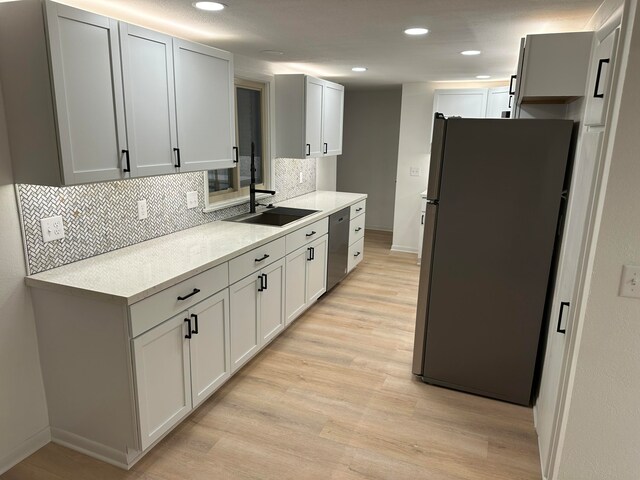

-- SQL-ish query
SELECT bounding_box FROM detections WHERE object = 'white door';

[537,130,604,475]
[585,28,620,127]
[173,39,235,172]
[306,236,328,304]
[305,77,324,157]
[132,313,192,451]
[285,248,308,325]
[432,89,489,118]
[486,87,511,118]
[45,2,127,184]
[322,83,344,156]
[189,289,231,408]
[229,274,260,372]
[119,23,178,177]
[260,258,286,344]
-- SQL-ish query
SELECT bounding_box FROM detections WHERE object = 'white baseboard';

[0,427,50,475]
[50,427,133,470]
[391,244,418,254]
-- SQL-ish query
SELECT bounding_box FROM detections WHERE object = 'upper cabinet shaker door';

[120,23,178,177]
[584,27,620,127]
[173,39,235,172]
[45,1,127,184]
[322,82,344,156]
[305,77,324,158]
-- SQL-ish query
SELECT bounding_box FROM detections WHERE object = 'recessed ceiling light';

[261,50,284,56]
[476,75,491,79]
[193,2,225,11]
[404,27,429,36]
[352,67,367,72]
[461,50,481,56]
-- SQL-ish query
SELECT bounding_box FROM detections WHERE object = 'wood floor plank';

[1,230,542,479]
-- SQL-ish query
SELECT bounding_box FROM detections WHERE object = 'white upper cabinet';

[174,39,236,172]
[584,27,620,127]
[276,74,345,159]
[432,89,489,118]
[119,24,179,177]
[485,87,511,118]
[514,31,594,105]
[46,2,128,184]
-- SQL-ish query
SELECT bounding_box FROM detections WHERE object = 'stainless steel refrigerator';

[412,114,573,406]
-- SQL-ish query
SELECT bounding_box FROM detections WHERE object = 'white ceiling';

[60,0,603,87]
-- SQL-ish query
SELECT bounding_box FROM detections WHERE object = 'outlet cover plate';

[137,199,148,220]
[410,166,421,177]
[41,215,65,242]
[620,265,640,298]
[186,191,198,209]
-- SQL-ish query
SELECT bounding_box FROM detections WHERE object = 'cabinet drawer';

[130,263,229,338]
[347,237,364,273]
[286,217,328,254]
[349,214,365,246]
[350,200,366,219]
[229,237,286,284]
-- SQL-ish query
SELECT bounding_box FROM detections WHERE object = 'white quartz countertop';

[26,191,367,305]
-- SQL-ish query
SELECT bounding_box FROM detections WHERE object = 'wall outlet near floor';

[186,191,198,209]
[137,199,148,220]
[299,171,304,184]
[410,166,421,177]
[41,215,65,242]
[619,265,640,298]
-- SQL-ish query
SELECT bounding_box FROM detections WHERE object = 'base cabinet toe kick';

[28,196,366,469]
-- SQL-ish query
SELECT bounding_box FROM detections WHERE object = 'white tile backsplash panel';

[18,157,316,274]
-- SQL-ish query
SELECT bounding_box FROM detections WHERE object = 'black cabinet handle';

[557,301,570,334]
[356,207,363,212]
[508,96,513,109]
[191,313,199,335]
[509,74,517,95]
[122,149,131,173]
[173,147,181,168]
[177,288,200,301]
[323,143,328,154]
[355,227,362,232]
[420,215,424,225]
[255,253,270,263]
[307,246,314,261]
[593,58,610,98]
[307,247,313,261]
[258,275,264,292]
[306,144,311,156]
[354,252,361,258]
[232,146,239,163]
[305,231,316,237]
[262,273,268,290]
[184,318,192,339]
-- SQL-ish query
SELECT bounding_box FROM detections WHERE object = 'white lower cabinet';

[285,235,328,325]
[230,258,285,372]
[133,288,230,450]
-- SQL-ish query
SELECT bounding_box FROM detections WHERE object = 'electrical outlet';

[619,265,640,298]
[299,171,304,184]
[41,215,65,242]
[137,199,148,220]
[186,191,198,209]
[410,166,421,177]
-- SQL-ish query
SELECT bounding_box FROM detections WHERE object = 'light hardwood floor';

[2,230,542,480]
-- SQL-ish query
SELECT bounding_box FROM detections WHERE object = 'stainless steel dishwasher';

[326,207,350,291]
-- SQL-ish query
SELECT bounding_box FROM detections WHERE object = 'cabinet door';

[305,77,324,157]
[45,2,127,184]
[432,89,488,119]
[322,83,344,156]
[229,274,260,372]
[486,87,510,118]
[173,39,235,171]
[584,28,620,127]
[120,24,178,177]
[189,289,231,408]
[133,313,192,451]
[260,258,285,344]
[306,236,328,304]
[285,248,308,325]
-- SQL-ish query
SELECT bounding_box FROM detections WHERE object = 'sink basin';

[225,207,319,227]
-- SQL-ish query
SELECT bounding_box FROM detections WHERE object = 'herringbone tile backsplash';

[18,158,317,274]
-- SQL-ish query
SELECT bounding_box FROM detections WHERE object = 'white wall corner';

[0,427,50,475]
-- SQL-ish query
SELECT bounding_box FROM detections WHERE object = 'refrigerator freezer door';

[412,202,438,375]
[426,114,447,201]
[422,118,573,405]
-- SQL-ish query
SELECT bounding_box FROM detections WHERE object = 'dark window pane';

[236,87,262,188]
[208,168,234,194]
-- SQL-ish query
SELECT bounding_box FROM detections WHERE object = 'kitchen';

[1,2,637,478]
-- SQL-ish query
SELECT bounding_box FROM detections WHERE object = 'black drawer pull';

[306,144,311,156]
[305,231,316,237]
[173,147,181,168]
[557,301,570,334]
[255,253,270,263]
[355,227,362,232]
[177,288,200,301]
[184,318,192,339]
[593,58,610,98]
[323,143,328,154]
[354,251,361,258]
[356,207,363,212]
[509,74,517,95]
[122,149,131,173]
[191,314,199,335]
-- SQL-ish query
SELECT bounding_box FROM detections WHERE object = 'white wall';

[553,1,640,478]
[337,88,402,231]
[316,156,337,191]
[0,84,50,473]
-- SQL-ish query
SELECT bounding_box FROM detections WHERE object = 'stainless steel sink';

[225,207,319,227]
